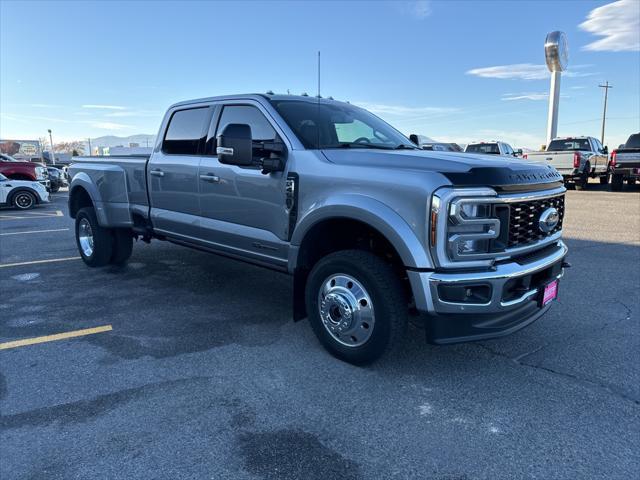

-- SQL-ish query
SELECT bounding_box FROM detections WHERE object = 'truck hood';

[322,149,562,189]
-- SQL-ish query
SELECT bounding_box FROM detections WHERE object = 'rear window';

[547,138,591,151]
[625,134,640,149]
[162,107,209,155]
[466,143,500,154]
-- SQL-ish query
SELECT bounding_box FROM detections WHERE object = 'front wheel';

[75,207,113,267]
[12,191,36,210]
[305,250,407,365]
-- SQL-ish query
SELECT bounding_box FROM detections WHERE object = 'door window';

[217,105,276,141]
[162,107,210,155]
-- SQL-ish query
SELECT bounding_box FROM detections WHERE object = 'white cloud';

[580,0,640,52]
[82,104,127,110]
[409,1,431,19]
[466,63,595,80]
[105,110,161,118]
[502,92,549,101]
[90,122,132,130]
[355,102,459,117]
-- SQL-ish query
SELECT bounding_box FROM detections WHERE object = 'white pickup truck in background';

[524,136,609,190]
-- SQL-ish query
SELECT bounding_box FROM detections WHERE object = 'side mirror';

[216,123,253,166]
[602,146,608,154]
[514,149,523,156]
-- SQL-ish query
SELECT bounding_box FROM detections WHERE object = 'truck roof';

[170,93,351,109]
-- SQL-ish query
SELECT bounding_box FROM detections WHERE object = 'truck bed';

[69,155,150,226]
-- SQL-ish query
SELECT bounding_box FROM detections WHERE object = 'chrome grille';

[508,195,564,248]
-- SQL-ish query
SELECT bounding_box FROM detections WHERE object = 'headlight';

[430,188,501,268]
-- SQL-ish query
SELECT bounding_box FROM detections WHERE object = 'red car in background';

[0,153,50,189]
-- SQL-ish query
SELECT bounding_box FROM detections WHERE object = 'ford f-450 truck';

[68,94,568,364]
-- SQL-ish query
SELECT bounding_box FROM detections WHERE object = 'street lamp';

[544,31,568,147]
[48,129,56,165]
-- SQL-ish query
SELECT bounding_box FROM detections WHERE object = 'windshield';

[0,153,20,162]
[625,133,640,149]
[547,139,591,151]
[269,100,416,150]
[465,143,500,154]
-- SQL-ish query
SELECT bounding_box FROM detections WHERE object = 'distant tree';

[72,149,80,156]
[54,141,85,155]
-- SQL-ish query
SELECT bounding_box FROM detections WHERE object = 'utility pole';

[88,138,92,156]
[599,81,613,146]
[48,129,56,165]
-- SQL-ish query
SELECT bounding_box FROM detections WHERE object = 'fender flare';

[69,173,106,224]
[290,194,432,270]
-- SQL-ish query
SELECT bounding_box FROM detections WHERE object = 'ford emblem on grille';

[539,207,560,233]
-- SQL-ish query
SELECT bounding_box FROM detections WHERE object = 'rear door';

[148,105,212,239]
[197,101,290,268]
[590,138,606,173]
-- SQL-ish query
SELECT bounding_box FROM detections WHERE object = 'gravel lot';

[1,184,639,480]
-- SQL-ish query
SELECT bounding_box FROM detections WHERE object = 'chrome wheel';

[318,274,375,347]
[14,192,34,209]
[78,218,94,257]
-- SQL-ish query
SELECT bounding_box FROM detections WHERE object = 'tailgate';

[527,151,574,170]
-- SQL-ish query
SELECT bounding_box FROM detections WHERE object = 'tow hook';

[562,261,572,268]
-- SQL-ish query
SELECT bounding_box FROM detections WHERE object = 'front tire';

[75,207,112,267]
[305,250,407,365]
[11,191,36,210]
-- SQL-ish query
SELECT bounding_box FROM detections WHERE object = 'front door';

[148,106,211,240]
[197,102,290,268]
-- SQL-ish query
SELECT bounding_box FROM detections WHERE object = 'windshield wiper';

[393,144,418,150]
[335,143,395,150]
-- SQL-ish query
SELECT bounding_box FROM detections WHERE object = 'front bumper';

[408,241,568,344]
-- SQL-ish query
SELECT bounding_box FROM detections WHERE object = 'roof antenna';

[316,51,321,148]
[317,51,321,98]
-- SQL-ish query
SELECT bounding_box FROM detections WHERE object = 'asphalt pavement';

[0,184,638,479]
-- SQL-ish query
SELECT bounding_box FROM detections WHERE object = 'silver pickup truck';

[68,94,569,364]
[524,136,609,190]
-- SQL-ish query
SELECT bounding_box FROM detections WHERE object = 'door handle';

[150,169,165,177]
[200,173,220,183]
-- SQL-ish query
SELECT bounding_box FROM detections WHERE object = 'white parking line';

[0,228,70,236]
[0,257,80,268]
[0,210,64,220]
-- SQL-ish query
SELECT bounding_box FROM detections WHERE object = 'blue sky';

[1,0,638,148]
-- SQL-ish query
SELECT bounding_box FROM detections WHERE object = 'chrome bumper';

[409,241,568,315]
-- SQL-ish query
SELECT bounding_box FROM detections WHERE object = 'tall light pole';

[599,81,613,146]
[544,31,569,147]
[88,137,92,156]
[48,129,56,165]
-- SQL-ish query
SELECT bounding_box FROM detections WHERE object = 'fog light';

[438,284,492,303]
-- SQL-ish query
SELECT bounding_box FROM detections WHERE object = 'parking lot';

[0,184,638,479]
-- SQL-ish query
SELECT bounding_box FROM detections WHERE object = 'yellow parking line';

[0,210,64,220]
[0,257,80,268]
[0,228,70,236]
[0,325,113,350]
